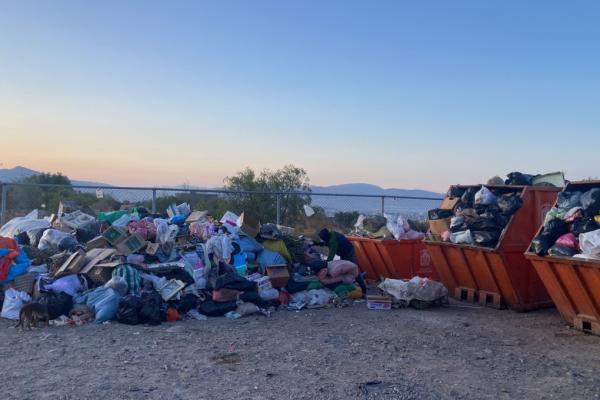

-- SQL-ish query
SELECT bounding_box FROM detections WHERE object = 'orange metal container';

[526,181,600,334]
[424,185,560,311]
[349,237,439,281]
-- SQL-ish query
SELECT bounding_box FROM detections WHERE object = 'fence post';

[276,194,281,225]
[0,183,6,226]
[151,189,157,214]
[381,196,385,216]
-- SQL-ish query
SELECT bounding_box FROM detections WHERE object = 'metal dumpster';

[424,185,560,311]
[349,237,439,281]
[526,181,600,334]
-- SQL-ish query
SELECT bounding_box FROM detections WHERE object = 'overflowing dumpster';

[526,181,600,334]
[349,237,439,281]
[425,185,560,311]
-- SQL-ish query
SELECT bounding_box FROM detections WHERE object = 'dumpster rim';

[525,251,600,269]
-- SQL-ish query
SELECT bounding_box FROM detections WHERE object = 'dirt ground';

[1,300,599,400]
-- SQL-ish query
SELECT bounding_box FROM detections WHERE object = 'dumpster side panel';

[530,258,577,322]
[427,243,457,292]
[361,240,395,278]
[412,244,439,280]
[351,240,378,280]
[382,241,415,279]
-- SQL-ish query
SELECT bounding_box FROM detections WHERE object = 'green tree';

[223,165,311,224]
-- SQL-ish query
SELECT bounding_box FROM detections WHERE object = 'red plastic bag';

[555,233,579,250]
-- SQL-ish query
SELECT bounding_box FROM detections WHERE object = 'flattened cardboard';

[80,248,117,274]
[440,197,460,211]
[85,235,108,251]
[239,212,259,238]
[87,261,121,284]
[54,249,86,277]
[185,211,208,224]
[429,218,451,235]
[115,233,146,255]
[266,264,290,288]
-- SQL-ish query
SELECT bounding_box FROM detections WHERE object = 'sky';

[1,0,599,192]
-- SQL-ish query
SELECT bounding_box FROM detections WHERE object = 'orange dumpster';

[424,185,560,311]
[349,237,439,281]
[526,181,600,334]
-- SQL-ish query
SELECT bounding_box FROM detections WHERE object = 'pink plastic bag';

[555,233,579,250]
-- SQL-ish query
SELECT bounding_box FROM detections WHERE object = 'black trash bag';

[460,187,479,207]
[447,186,465,198]
[175,293,199,313]
[548,244,578,257]
[531,219,570,256]
[467,217,500,232]
[239,292,270,309]
[75,226,99,244]
[198,300,237,317]
[15,232,30,246]
[215,270,257,292]
[571,218,599,236]
[556,191,583,211]
[116,295,143,325]
[37,292,74,320]
[581,188,600,218]
[27,227,49,248]
[497,194,523,216]
[505,172,536,186]
[285,278,310,294]
[139,290,163,325]
[472,230,502,247]
[157,269,195,287]
[480,208,509,227]
[428,209,453,220]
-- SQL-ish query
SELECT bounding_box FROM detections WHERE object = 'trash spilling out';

[0,201,448,329]
[426,171,565,248]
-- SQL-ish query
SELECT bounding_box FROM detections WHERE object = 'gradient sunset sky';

[1,1,599,191]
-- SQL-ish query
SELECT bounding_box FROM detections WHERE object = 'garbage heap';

[426,171,565,248]
[351,214,425,240]
[0,203,366,325]
[531,185,600,258]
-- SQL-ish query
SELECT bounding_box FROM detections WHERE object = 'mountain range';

[0,166,442,197]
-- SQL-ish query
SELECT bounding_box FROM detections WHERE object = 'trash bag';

[580,229,600,257]
[38,229,79,252]
[467,217,500,232]
[198,300,237,317]
[0,210,50,239]
[81,287,121,323]
[27,227,49,248]
[139,290,163,325]
[15,231,30,246]
[581,188,600,218]
[44,274,82,296]
[116,295,143,325]
[214,270,256,292]
[548,244,578,257]
[285,278,310,294]
[428,209,453,220]
[460,187,479,207]
[555,233,579,250]
[556,191,583,211]
[474,186,497,206]
[362,215,387,232]
[531,219,569,256]
[450,230,473,245]
[505,172,535,186]
[378,277,448,305]
[259,223,282,240]
[0,288,31,320]
[239,291,269,309]
[472,230,502,247]
[174,293,199,313]
[104,276,129,297]
[447,186,465,198]
[571,218,599,236]
[38,292,73,320]
[497,194,523,216]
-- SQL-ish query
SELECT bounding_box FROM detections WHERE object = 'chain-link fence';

[0,182,443,234]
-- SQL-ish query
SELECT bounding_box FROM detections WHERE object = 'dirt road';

[1,301,598,400]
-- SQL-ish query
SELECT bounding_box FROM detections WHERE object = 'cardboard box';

[115,233,146,255]
[60,210,96,230]
[367,295,392,310]
[429,218,451,235]
[145,242,159,256]
[266,264,289,288]
[85,235,108,251]
[185,210,208,224]
[102,226,129,246]
[80,248,117,274]
[440,197,460,211]
[239,212,259,238]
[87,261,120,284]
[54,249,87,277]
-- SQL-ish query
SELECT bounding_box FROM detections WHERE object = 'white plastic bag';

[475,186,497,205]
[0,210,50,238]
[385,213,407,240]
[303,205,315,217]
[37,229,76,251]
[580,229,600,257]
[378,277,448,303]
[450,230,473,244]
[153,218,170,244]
[1,288,31,320]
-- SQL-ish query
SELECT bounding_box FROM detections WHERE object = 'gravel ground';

[1,300,599,400]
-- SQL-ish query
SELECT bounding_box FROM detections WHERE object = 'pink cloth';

[318,260,359,285]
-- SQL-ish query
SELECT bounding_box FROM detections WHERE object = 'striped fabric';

[112,264,142,295]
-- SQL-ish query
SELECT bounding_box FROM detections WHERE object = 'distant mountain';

[0,166,112,187]
[312,183,442,198]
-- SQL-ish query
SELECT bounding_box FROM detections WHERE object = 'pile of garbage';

[352,214,425,240]
[0,202,369,326]
[531,185,600,259]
